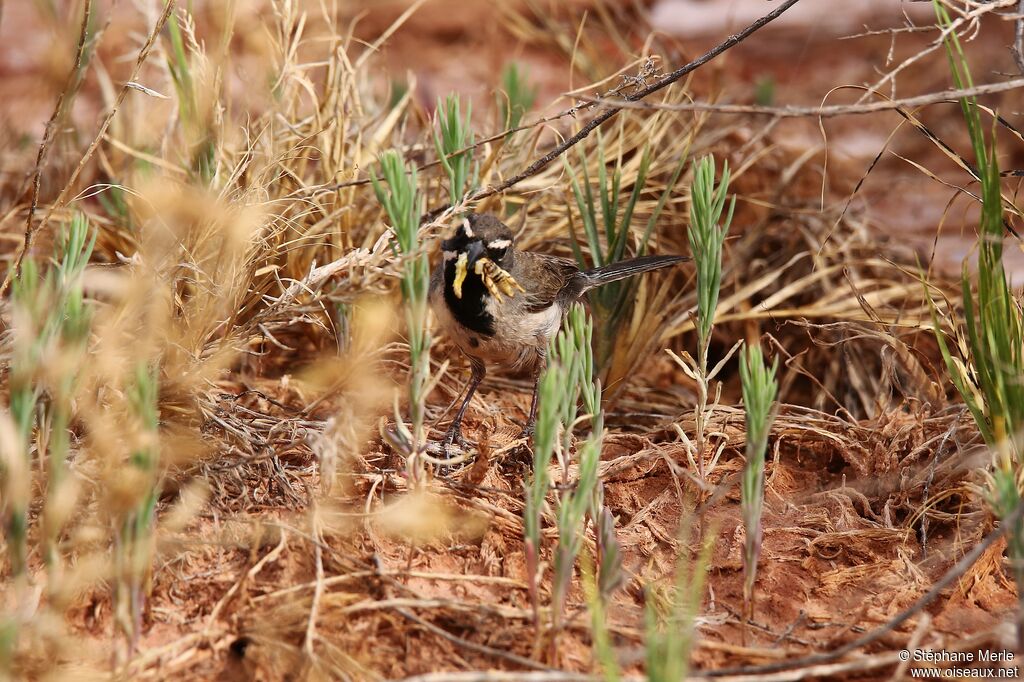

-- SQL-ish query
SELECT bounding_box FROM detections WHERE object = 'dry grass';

[0,0,1020,679]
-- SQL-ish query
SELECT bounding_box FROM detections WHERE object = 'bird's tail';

[581,255,688,292]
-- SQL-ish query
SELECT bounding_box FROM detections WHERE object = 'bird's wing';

[515,252,583,313]
[428,261,444,301]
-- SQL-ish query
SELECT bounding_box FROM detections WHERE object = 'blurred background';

[3,0,1021,276]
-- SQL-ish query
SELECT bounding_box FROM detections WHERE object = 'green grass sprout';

[524,304,614,648]
[739,342,779,622]
[668,155,737,485]
[5,214,95,577]
[116,363,160,649]
[497,63,537,136]
[564,132,687,379]
[581,552,622,682]
[926,0,1024,651]
[434,94,476,205]
[371,151,430,483]
[645,521,716,682]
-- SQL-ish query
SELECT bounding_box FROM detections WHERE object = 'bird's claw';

[442,426,471,458]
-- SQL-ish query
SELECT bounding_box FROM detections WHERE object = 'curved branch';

[465,0,804,206]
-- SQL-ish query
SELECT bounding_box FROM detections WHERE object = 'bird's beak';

[452,240,486,300]
[465,240,485,267]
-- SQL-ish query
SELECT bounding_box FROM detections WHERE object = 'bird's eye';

[486,238,512,261]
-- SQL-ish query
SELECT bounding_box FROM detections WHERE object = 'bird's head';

[441,213,515,271]
[442,214,524,303]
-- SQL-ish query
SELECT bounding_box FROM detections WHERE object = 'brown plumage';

[429,212,687,451]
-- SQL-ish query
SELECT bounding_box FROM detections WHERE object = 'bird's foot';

[517,421,535,442]
[442,425,472,457]
[434,426,475,476]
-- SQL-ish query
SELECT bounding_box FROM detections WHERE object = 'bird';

[429,212,687,451]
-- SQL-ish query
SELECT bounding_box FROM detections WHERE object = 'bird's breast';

[473,298,562,369]
[431,261,562,371]
[441,259,495,337]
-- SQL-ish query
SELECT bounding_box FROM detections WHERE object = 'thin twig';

[1015,0,1024,73]
[855,0,1015,106]
[920,415,960,559]
[318,56,656,195]
[398,673,599,682]
[701,497,1024,677]
[396,649,903,682]
[14,0,93,283]
[577,77,1024,118]
[318,110,573,194]
[303,495,325,659]
[473,0,802,201]
[251,569,527,603]
[1,0,176,296]
[423,0,802,221]
[201,530,288,640]
[395,608,552,672]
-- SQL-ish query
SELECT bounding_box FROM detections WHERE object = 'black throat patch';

[443,260,495,337]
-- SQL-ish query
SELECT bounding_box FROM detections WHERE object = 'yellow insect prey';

[451,254,525,303]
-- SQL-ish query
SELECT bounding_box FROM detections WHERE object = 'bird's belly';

[428,270,565,372]
[432,290,562,370]
[469,301,562,369]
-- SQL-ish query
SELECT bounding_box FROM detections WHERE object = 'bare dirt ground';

[1,0,1022,680]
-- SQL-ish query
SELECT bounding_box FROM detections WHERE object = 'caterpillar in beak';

[452,253,525,302]
[475,258,525,302]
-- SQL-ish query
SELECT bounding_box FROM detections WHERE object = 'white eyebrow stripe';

[487,239,511,250]
[462,218,474,238]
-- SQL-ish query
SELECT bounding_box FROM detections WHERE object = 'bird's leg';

[444,360,485,453]
[520,355,545,439]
